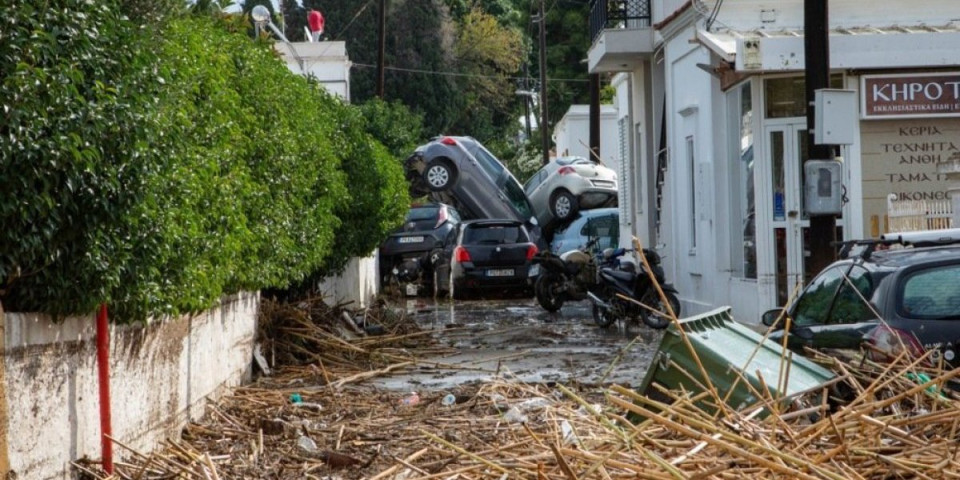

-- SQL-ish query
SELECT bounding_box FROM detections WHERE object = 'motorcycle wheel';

[534,274,564,312]
[639,289,681,330]
[591,291,619,328]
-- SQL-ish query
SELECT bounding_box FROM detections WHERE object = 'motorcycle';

[587,248,681,329]
[532,238,622,312]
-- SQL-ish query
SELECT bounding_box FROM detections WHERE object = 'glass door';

[766,121,812,307]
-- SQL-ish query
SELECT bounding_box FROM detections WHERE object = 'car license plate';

[487,268,515,277]
[528,264,540,277]
[398,236,424,244]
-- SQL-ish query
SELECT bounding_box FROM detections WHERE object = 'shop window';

[728,82,756,279]
[764,75,844,118]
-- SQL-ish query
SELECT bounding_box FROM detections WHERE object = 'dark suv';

[378,203,461,287]
[764,229,960,366]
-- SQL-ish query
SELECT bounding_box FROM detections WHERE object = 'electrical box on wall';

[814,89,857,145]
[804,159,843,215]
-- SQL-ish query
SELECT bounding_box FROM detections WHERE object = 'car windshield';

[502,177,534,219]
[464,225,528,244]
[406,206,440,222]
[899,263,960,319]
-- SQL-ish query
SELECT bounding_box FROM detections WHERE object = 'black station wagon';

[764,229,960,366]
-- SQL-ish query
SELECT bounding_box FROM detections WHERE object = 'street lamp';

[252,5,290,43]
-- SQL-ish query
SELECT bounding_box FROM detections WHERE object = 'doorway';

[764,120,812,307]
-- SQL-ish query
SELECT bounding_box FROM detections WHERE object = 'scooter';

[587,248,681,329]
[531,238,600,312]
[531,238,626,312]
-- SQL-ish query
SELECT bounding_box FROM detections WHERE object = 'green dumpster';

[638,307,836,415]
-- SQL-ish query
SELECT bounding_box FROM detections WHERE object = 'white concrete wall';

[552,105,619,171]
[1,292,258,480]
[275,41,351,101]
[663,13,719,317]
[318,254,378,308]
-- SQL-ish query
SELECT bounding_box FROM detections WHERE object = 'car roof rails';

[879,228,960,247]
[836,228,960,260]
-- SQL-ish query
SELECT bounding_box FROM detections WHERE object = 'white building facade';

[553,104,620,171]
[588,0,960,323]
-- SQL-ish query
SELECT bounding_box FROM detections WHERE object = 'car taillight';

[440,136,457,146]
[454,246,471,262]
[865,325,926,363]
[526,244,539,261]
[558,166,576,175]
[435,206,448,229]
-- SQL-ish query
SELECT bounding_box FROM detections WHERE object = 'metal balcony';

[587,0,655,73]
[587,0,654,73]
[590,0,651,41]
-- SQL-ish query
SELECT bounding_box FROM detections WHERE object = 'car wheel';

[425,159,456,192]
[550,190,579,222]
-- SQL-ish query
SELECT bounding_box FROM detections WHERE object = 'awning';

[696,23,960,72]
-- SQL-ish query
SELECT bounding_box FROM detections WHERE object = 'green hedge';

[0,1,407,321]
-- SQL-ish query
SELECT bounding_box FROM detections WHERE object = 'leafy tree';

[357,98,425,160]
[0,0,164,314]
[1,2,407,321]
[447,8,524,139]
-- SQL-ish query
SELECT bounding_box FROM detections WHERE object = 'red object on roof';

[307,10,324,33]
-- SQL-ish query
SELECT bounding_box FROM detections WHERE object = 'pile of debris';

[78,299,960,479]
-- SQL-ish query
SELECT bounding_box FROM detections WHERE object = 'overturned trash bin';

[638,307,836,417]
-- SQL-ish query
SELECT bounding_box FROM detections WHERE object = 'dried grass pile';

[77,298,960,480]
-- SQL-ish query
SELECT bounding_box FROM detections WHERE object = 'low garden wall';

[0,292,259,479]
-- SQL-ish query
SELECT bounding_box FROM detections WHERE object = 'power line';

[351,63,589,83]
[331,0,377,40]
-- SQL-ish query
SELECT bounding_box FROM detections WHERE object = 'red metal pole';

[96,303,113,474]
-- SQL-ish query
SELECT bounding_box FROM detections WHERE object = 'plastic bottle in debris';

[441,394,456,406]
[399,392,420,406]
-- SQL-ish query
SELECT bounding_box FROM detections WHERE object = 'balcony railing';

[590,0,652,42]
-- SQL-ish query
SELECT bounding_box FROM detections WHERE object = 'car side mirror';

[761,309,784,327]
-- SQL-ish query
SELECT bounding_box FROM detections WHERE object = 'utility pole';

[804,0,836,276]
[538,0,550,165]
[376,0,387,98]
[589,73,600,162]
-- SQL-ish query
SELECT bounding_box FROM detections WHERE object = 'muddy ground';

[374,294,663,391]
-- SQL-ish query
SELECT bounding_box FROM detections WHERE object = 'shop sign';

[862,73,960,119]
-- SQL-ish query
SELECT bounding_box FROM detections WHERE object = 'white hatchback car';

[523,156,618,229]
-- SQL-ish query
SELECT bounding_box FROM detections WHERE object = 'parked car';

[549,208,619,255]
[764,229,960,367]
[523,156,618,230]
[435,219,540,298]
[378,203,461,288]
[405,136,539,231]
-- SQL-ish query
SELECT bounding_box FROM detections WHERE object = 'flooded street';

[373,294,663,391]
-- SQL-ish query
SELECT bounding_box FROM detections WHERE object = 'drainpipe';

[96,303,113,474]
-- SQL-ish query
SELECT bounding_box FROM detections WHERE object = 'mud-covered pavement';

[373,294,663,391]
